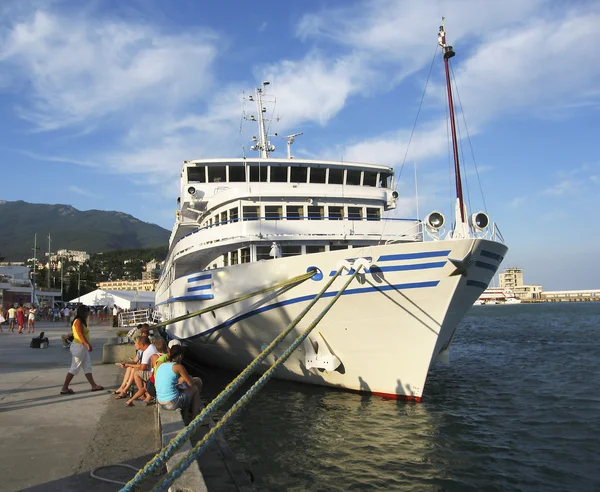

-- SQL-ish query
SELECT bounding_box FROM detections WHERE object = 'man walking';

[7,305,17,332]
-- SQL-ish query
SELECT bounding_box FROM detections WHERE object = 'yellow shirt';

[71,319,90,345]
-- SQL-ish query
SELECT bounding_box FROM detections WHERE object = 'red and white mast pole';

[438,21,467,228]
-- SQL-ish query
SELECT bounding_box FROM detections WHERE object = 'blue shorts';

[159,391,191,411]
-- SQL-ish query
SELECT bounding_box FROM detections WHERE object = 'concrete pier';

[0,320,253,491]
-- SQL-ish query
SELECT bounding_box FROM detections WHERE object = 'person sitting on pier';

[112,337,143,398]
[121,336,158,406]
[155,344,201,419]
[125,338,168,406]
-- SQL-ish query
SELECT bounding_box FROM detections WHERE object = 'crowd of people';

[111,323,202,418]
[0,304,38,333]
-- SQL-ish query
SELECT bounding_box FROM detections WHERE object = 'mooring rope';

[120,265,346,492]
[151,263,365,491]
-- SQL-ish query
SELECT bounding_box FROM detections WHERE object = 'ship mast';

[248,81,275,158]
[438,22,467,227]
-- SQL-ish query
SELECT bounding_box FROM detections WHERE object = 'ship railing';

[118,309,153,328]
[173,216,421,250]
[384,221,424,244]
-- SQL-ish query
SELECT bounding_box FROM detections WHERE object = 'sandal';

[60,388,75,395]
[114,393,127,399]
[125,401,134,407]
[91,386,104,392]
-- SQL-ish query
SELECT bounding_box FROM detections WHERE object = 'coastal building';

[541,289,600,301]
[50,249,90,264]
[0,265,61,308]
[498,267,542,300]
[96,278,156,291]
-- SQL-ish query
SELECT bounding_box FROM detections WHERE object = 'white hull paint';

[156,238,507,400]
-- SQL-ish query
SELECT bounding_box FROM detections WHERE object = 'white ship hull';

[155,238,506,401]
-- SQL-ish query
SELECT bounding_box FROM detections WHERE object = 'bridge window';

[330,244,348,251]
[328,206,343,220]
[243,206,259,221]
[231,250,238,264]
[270,166,288,182]
[187,167,206,183]
[220,211,228,224]
[346,169,361,186]
[282,245,301,257]
[363,171,377,187]
[290,166,308,183]
[308,206,324,220]
[286,205,303,220]
[348,207,362,220]
[249,165,267,182]
[379,172,392,188]
[229,207,239,222]
[208,166,226,183]
[240,248,250,263]
[366,208,381,220]
[265,205,282,220]
[229,165,246,182]
[328,168,344,184]
[310,167,326,183]
[306,245,325,254]
[256,246,271,260]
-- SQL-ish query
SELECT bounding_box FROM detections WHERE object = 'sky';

[0,0,598,290]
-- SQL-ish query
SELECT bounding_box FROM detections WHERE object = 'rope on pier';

[152,263,365,491]
[120,265,349,491]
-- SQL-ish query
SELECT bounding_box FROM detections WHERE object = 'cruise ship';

[154,25,508,401]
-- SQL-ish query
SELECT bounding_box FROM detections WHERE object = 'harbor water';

[199,302,600,491]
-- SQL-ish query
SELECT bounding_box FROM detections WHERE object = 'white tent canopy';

[69,289,155,309]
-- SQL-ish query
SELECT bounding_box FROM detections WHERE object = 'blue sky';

[0,0,598,290]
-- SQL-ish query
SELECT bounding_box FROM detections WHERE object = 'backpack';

[30,331,50,349]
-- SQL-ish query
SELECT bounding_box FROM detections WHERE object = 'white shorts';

[28,314,35,321]
[69,342,92,375]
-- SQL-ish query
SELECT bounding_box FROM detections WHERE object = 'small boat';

[155,23,507,401]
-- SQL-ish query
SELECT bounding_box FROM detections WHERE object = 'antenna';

[282,132,303,159]
[244,82,276,158]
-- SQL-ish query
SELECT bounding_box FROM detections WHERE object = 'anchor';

[304,332,342,372]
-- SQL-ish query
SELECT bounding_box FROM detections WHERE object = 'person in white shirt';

[63,307,70,326]
[121,336,158,407]
[112,305,119,327]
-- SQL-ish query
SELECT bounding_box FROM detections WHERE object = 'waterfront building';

[50,249,90,264]
[499,267,542,299]
[0,265,61,308]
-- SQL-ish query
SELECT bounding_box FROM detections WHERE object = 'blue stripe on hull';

[329,261,446,276]
[377,250,451,262]
[188,274,212,283]
[155,294,214,306]
[187,284,212,292]
[178,280,440,340]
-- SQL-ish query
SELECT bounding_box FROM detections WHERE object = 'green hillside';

[0,200,170,261]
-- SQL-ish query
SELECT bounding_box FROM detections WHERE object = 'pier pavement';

[0,320,254,491]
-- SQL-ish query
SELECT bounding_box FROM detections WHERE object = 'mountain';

[0,200,170,261]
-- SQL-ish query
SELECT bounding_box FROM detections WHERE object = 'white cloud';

[68,184,100,198]
[0,10,219,130]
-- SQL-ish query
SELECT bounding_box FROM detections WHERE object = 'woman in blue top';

[155,345,200,418]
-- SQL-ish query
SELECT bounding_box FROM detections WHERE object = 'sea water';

[200,303,600,491]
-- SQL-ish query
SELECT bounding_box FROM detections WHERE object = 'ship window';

[328,168,344,184]
[270,166,288,182]
[229,207,239,222]
[379,172,392,188]
[308,206,324,220]
[306,245,325,254]
[213,214,219,226]
[330,244,348,251]
[223,254,229,267]
[366,208,381,220]
[231,250,238,264]
[240,247,250,263]
[348,207,362,220]
[243,206,259,221]
[249,165,268,182]
[208,166,226,183]
[282,245,301,257]
[229,165,246,182]
[363,172,377,187]
[290,166,308,183]
[328,206,343,220]
[256,246,271,260]
[309,167,326,184]
[220,211,227,224]
[286,205,303,220]
[265,205,282,220]
[187,167,206,183]
[346,169,361,185]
